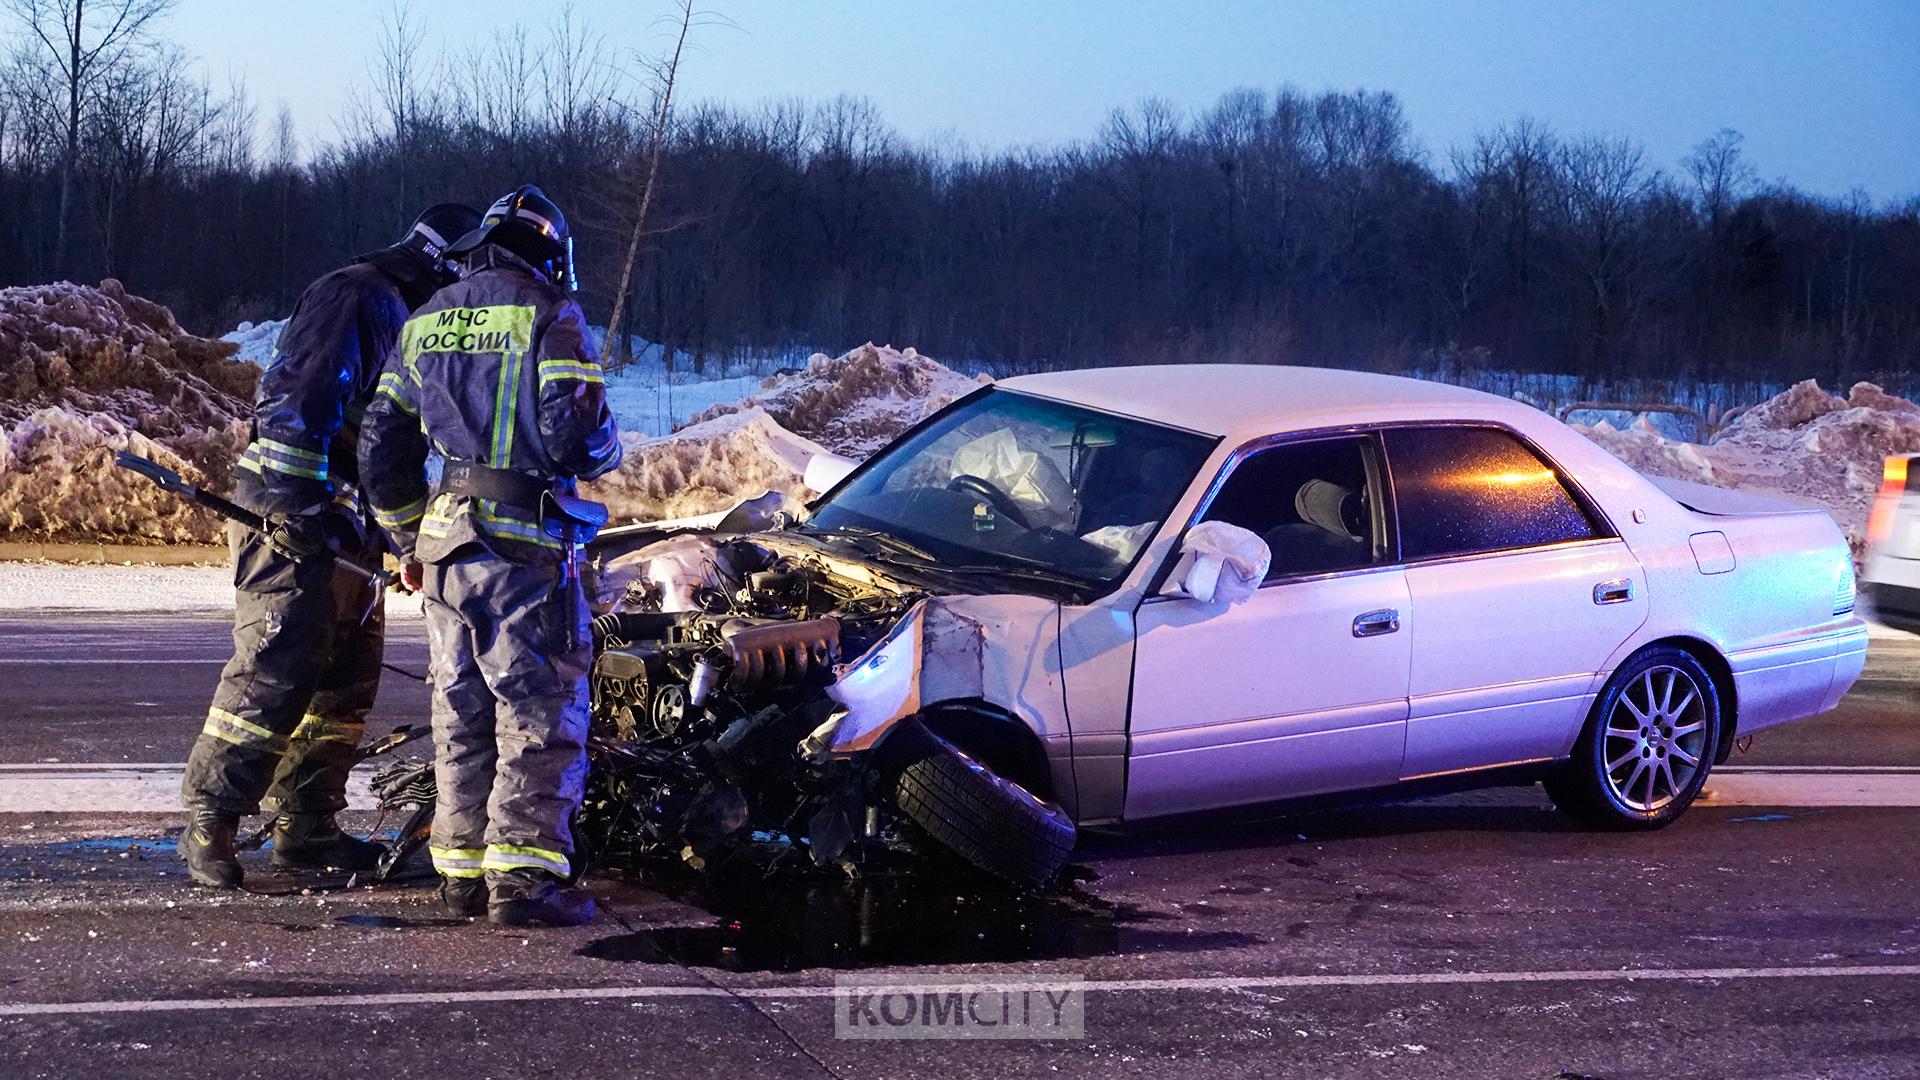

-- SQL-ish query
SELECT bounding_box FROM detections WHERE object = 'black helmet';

[394,202,482,278]
[447,185,578,291]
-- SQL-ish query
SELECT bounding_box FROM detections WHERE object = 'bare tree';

[604,0,695,370]
[1555,135,1661,370]
[542,3,617,152]
[209,70,255,174]
[1,0,174,273]
[1684,128,1755,227]
[86,40,216,271]
[267,100,296,173]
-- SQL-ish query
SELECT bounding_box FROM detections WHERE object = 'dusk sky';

[170,0,1920,202]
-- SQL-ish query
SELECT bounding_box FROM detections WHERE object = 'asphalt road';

[0,613,1917,1079]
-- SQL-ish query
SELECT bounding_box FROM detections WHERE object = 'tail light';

[1865,456,1909,549]
[1835,557,1857,616]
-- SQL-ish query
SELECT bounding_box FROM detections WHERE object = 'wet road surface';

[0,613,1917,1079]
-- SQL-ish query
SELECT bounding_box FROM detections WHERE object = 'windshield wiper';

[800,523,1090,598]
[869,551,1091,598]
[799,524,939,562]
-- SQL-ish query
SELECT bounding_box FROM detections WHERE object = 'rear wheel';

[883,717,1076,889]
[1546,646,1722,828]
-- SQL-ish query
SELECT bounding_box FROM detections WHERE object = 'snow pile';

[220,318,286,367]
[583,344,981,523]
[0,280,257,543]
[1575,379,1920,548]
[685,343,987,457]
[584,407,831,524]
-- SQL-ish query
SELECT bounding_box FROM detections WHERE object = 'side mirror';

[803,452,858,495]
[1161,521,1271,606]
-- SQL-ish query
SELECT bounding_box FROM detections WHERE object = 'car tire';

[1546,646,1723,829]
[884,717,1076,889]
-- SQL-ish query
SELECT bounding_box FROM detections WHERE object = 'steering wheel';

[946,474,1033,529]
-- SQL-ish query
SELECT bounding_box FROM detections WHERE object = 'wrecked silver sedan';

[367,365,1865,890]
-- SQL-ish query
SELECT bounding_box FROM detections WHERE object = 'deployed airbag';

[1169,521,1270,604]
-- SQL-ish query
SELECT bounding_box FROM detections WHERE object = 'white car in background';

[1863,454,1920,632]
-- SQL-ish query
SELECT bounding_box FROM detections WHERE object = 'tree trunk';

[604,0,692,371]
[55,0,82,276]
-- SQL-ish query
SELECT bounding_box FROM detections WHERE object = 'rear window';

[1384,426,1602,560]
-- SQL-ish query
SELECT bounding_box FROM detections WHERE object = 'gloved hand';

[264,513,330,562]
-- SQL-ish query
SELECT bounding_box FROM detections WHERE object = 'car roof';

[997,364,1530,440]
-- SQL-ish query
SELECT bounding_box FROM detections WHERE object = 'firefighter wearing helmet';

[360,185,620,927]
[180,201,483,889]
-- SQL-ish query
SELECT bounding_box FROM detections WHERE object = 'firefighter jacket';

[359,243,622,565]
[235,248,437,520]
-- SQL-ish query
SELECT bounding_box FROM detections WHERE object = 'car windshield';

[803,388,1217,596]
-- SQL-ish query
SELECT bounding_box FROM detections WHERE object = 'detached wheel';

[883,717,1076,889]
[1546,646,1722,828]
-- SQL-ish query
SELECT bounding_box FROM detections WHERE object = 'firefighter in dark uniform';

[360,186,621,927]
[179,203,483,889]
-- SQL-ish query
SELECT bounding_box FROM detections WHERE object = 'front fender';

[822,593,1066,756]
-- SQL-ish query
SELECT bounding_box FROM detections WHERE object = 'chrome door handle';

[1593,578,1635,605]
[1353,608,1400,637]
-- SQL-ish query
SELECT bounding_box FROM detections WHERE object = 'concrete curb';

[0,542,226,566]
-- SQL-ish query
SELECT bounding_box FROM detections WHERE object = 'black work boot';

[180,809,244,889]
[439,876,487,918]
[271,813,387,871]
[488,869,597,928]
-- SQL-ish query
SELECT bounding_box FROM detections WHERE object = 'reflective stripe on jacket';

[359,244,622,564]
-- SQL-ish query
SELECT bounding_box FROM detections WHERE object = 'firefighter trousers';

[182,522,384,817]
[420,548,590,884]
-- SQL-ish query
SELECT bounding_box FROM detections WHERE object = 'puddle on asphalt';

[40,837,178,856]
[578,870,1261,973]
[334,914,471,930]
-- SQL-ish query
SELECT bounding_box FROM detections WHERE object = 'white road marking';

[1,963,1917,1018]
[1718,765,1920,773]
[0,653,223,661]
[1697,772,1920,807]
[0,763,186,770]
[0,765,375,813]
[5,763,1918,813]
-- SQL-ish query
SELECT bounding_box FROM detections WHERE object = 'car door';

[1382,424,1649,779]
[1125,433,1412,820]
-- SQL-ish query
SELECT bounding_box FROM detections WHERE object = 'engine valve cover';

[723,618,841,688]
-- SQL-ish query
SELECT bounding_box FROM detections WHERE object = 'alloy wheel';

[1602,664,1710,812]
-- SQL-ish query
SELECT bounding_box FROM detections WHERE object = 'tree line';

[3,1,1916,390]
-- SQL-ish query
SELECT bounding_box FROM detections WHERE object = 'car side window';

[1384,426,1602,560]
[1200,437,1380,580]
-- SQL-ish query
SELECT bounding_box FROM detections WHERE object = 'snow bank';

[1575,379,1920,550]
[0,281,257,544]
[686,343,987,457]
[220,318,286,367]
[583,407,830,524]
[580,344,982,523]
